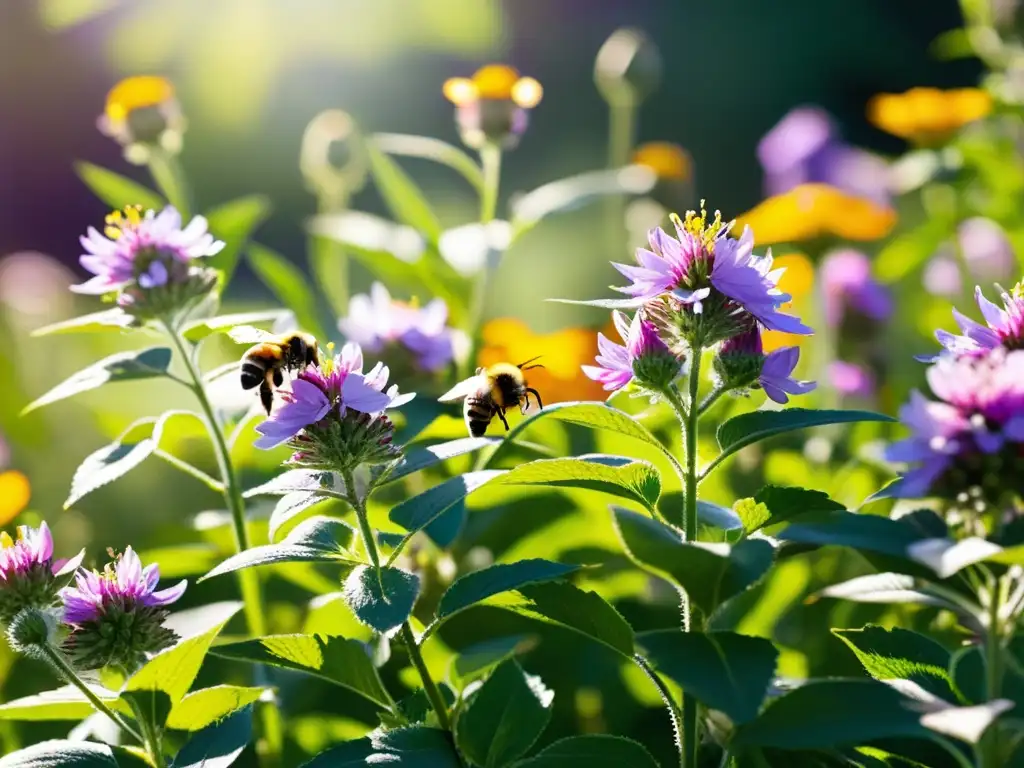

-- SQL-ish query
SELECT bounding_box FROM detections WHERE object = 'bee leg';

[259,380,274,414]
[527,388,543,411]
[497,407,510,431]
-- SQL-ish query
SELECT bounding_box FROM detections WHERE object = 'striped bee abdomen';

[464,395,496,437]
[240,361,266,390]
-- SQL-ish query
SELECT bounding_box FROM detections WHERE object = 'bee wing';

[227,325,276,344]
[438,375,485,403]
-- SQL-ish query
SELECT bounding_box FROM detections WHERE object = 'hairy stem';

[344,469,383,586]
[126,698,166,768]
[681,350,703,768]
[401,622,452,730]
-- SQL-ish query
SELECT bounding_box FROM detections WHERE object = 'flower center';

[104,205,145,240]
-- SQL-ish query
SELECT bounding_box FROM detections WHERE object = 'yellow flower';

[867,87,992,143]
[761,253,814,352]
[98,75,186,163]
[631,142,692,181]
[104,76,175,124]
[734,184,896,246]
[0,471,31,526]
[478,318,608,404]
[443,64,543,108]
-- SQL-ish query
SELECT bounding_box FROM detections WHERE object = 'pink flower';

[582,311,683,392]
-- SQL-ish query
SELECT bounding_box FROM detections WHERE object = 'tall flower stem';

[680,348,703,768]
[604,97,637,259]
[127,698,166,768]
[981,573,1006,768]
[343,469,382,587]
[401,622,452,730]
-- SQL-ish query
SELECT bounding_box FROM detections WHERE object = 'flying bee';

[228,325,320,414]
[438,357,544,437]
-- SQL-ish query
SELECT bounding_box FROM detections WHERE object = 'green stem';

[463,142,503,379]
[401,622,452,730]
[147,150,192,220]
[479,143,502,224]
[126,698,166,768]
[344,469,382,585]
[982,574,1005,768]
[604,97,638,260]
[39,644,143,744]
[634,654,683,763]
[681,350,703,768]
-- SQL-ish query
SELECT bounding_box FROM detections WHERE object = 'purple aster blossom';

[60,547,185,625]
[760,346,817,404]
[821,249,892,327]
[933,285,1024,358]
[884,391,968,498]
[581,310,683,392]
[715,326,815,404]
[339,283,456,373]
[828,361,876,399]
[73,206,224,297]
[0,523,54,586]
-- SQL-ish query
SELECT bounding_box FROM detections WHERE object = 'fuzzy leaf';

[513,735,660,767]
[382,437,500,486]
[455,660,554,767]
[182,310,289,343]
[211,634,391,708]
[246,243,326,341]
[301,727,460,767]
[204,195,271,283]
[365,143,443,243]
[173,705,252,768]
[613,507,774,615]
[343,565,420,634]
[32,309,134,337]
[437,560,581,622]
[165,685,266,731]
[244,469,346,499]
[451,635,536,684]
[65,418,158,508]
[268,492,331,543]
[75,161,164,211]
[638,630,778,724]
[201,517,358,580]
[0,740,152,767]
[740,486,845,534]
[23,348,173,414]
[389,471,504,536]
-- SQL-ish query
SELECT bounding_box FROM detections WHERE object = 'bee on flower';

[97,76,187,164]
[443,64,543,149]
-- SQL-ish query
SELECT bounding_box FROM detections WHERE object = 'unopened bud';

[7,608,57,655]
[594,28,662,107]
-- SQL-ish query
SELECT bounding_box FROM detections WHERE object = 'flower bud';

[714,325,765,391]
[97,76,186,165]
[594,28,662,107]
[628,312,685,391]
[0,522,59,626]
[300,110,368,208]
[7,608,59,656]
[443,65,543,150]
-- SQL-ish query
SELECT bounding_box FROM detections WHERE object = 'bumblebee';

[439,357,544,437]
[229,325,320,414]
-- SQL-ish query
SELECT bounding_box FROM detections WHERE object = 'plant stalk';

[401,622,452,730]
[982,574,1006,768]
[344,469,383,587]
[681,349,703,768]
[126,697,166,768]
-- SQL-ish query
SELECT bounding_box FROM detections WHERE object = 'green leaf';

[382,437,500,486]
[833,625,961,703]
[343,565,420,634]
[120,602,242,730]
[389,471,504,536]
[451,635,536,684]
[715,409,894,467]
[32,308,134,337]
[75,161,164,211]
[816,573,958,610]
[301,727,460,767]
[513,735,660,767]
[246,243,327,340]
[268,492,331,542]
[173,705,252,768]
[738,486,846,534]
[437,560,581,622]
[204,195,271,283]
[182,310,288,343]
[373,133,484,193]
[365,143,443,243]
[0,740,152,767]
[779,511,929,559]
[201,517,358,580]
[492,455,661,513]
[211,634,391,708]
[23,347,173,414]
[731,680,927,749]
[638,630,778,724]
[906,536,1005,579]
[612,507,774,615]
[455,660,554,768]
[244,469,346,499]
[696,499,744,531]
[65,417,158,508]
[920,700,1015,745]
[165,685,265,731]
[481,580,634,658]
[0,684,125,722]
[485,402,673,468]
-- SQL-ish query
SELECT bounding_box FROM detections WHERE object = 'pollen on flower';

[673,203,727,248]
[103,205,145,241]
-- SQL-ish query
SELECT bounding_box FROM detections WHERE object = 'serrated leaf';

[343,565,419,634]
[451,635,536,684]
[173,705,252,768]
[246,243,326,340]
[65,418,158,508]
[75,161,164,211]
[211,634,391,708]
[301,726,460,767]
[492,455,661,512]
[731,680,927,749]
[373,133,484,193]
[244,469,346,499]
[485,402,673,468]
[715,409,894,465]
[365,143,442,243]
[0,740,151,767]
[205,195,271,283]
[268,492,331,543]
[165,685,266,731]
[613,507,774,615]
[455,660,554,768]
[638,630,778,724]
[389,471,504,536]
[0,684,125,722]
[437,560,581,621]
[740,486,846,534]
[182,310,288,343]
[513,735,660,767]
[382,437,500,486]
[23,347,173,414]
[201,517,358,580]
[32,309,134,337]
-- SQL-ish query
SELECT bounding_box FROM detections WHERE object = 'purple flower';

[715,326,816,404]
[582,310,683,392]
[933,286,1024,358]
[339,283,456,373]
[760,346,817,404]
[821,249,892,327]
[828,361,876,399]
[611,212,812,335]
[885,391,969,498]
[73,206,223,297]
[0,523,53,584]
[61,546,185,625]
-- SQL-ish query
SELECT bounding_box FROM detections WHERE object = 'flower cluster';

[887,285,1024,515]
[579,204,816,403]
[61,547,185,670]
[0,523,58,625]
[255,343,413,470]
[74,206,223,320]
[339,283,458,375]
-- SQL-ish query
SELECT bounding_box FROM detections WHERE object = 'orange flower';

[734,184,896,246]
[104,76,176,124]
[0,471,31,526]
[761,253,815,352]
[478,318,608,404]
[867,87,991,143]
[632,142,692,181]
[443,65,543,109]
